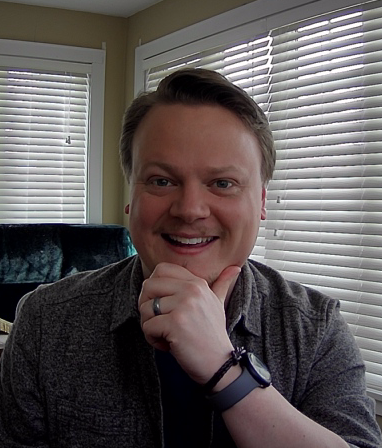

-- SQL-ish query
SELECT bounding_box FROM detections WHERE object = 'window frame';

[0,39,105,223]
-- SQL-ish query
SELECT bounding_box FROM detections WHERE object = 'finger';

[138,276,183,310]
[211,265,241,304]
[139,296,164,324]
[139,290,179,325]
[138,263,208,309]
[150,262,195,280]
[138,264,194,309]
[152,297,162,316]
[142,315,171,352]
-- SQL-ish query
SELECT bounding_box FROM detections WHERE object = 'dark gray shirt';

[0,256,381,447]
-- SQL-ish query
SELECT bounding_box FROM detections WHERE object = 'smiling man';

[0,69,381,448]
[127,102,265,284]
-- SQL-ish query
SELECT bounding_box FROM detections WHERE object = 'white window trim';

[0,39,105,223]
[135,0,382,413]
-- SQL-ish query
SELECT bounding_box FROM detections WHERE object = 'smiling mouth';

[163,234,217,246]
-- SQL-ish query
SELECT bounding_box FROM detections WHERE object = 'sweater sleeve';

[298,302,382,448]
[0,290,50,447]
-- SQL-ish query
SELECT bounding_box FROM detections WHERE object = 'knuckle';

[152,262,169,277]
[186,278,209,301]
[170,308,188,328]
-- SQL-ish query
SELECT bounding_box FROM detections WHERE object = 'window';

[0,40,105,223]
[135,0,382,411]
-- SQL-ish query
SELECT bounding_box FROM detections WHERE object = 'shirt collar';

[226,261,264,338]
[109,255,144,332]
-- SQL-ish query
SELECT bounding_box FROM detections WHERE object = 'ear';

[261,187,267,220]
[124,204,130,215]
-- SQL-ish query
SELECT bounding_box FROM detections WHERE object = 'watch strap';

[205,366,260,412]
[202,346,246,393]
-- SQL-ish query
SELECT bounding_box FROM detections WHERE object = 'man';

[0,68,381,447]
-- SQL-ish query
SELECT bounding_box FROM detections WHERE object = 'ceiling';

[0,0,164,17]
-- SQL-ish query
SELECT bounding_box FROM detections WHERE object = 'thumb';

[211,265,241,304]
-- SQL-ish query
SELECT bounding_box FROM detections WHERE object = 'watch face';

[247,352,272,385]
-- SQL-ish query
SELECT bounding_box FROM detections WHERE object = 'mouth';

[162,234,217,247]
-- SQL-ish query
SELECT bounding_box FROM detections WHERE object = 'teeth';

[169,235,214,245]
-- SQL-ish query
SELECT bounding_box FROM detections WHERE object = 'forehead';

[132,103,262,169]
[136,102,246,132]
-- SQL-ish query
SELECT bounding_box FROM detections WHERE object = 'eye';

[151,178,174,187]
[214,179,233,189]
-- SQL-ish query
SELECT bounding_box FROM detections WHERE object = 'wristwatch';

[206,352,271,412]
[243,352,272,387]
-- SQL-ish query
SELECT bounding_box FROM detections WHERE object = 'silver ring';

[153,297,162,316]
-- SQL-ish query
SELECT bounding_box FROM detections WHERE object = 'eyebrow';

[139,161,175,173]
[139,161,246,176]
[206,165,245,176]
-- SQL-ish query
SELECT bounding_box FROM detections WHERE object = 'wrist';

[205,352,272,413]
[202,346,246,393]
[212,364,242,392]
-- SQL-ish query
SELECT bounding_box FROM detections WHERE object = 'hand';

[138,262,241,384]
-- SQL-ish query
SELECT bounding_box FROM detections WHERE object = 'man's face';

[127,103,266,283]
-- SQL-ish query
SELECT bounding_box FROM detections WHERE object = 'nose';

[169,182,210,223]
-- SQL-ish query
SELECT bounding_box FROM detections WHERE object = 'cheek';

[129,194,167,232]
[128,197,151,242]
[230,197,262,242]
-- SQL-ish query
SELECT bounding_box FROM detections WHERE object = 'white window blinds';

[0,39,105,224]
[262,2,382,396]
[143,0,382,401]
[0,66,89,223]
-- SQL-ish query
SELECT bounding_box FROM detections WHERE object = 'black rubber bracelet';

[206,366,260,412]
[203,347,246,393]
